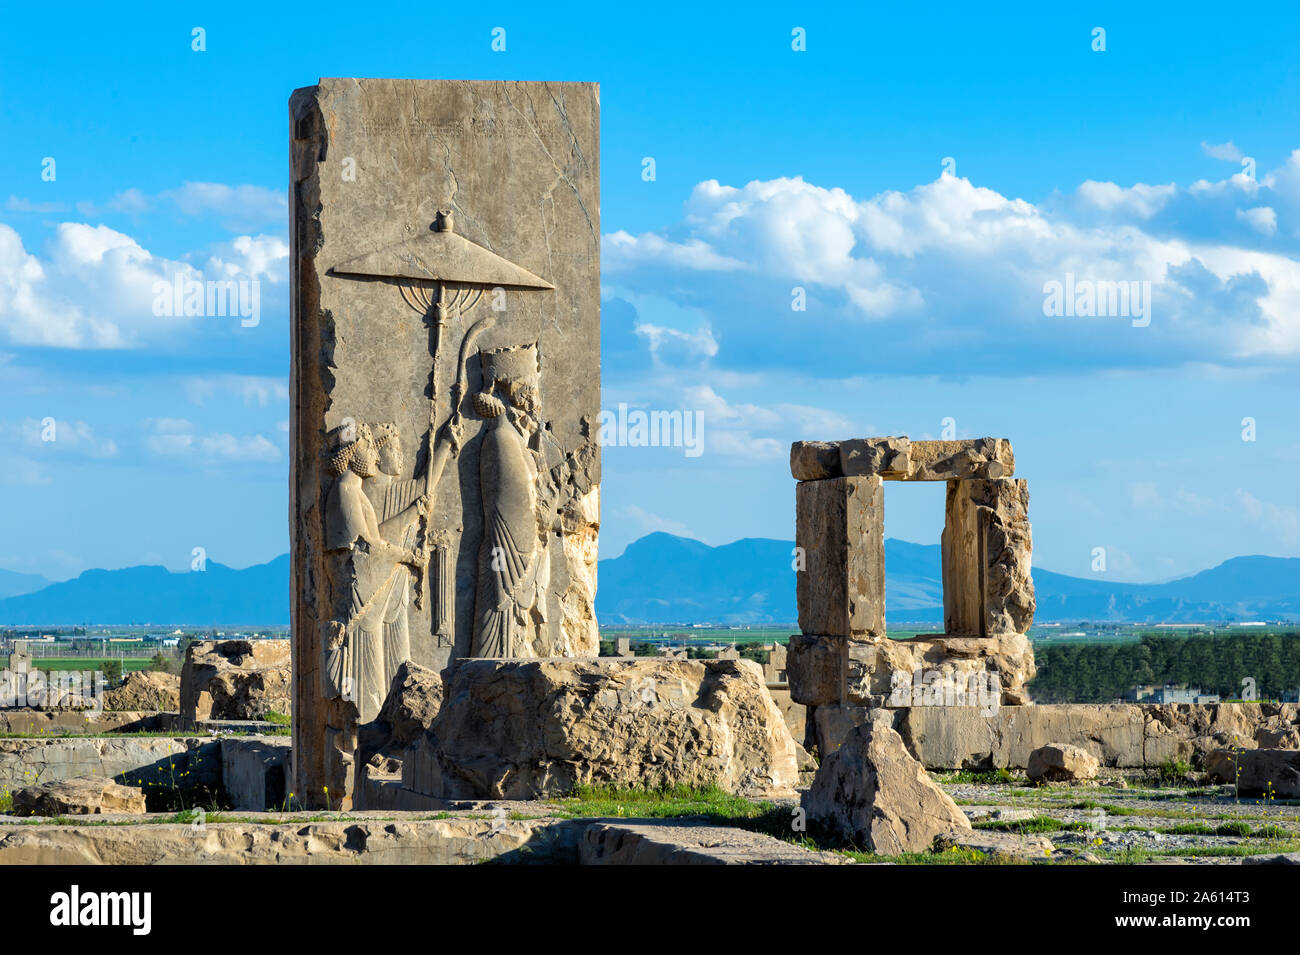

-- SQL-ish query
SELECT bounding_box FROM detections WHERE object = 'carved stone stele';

[290,79,600,808]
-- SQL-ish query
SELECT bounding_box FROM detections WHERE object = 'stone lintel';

[790,437,1014,481]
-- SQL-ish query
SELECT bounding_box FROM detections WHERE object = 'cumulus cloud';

[0,221,288,349]
[602,155,1300,377]
[678,383,856,461]
[143,418,280,463]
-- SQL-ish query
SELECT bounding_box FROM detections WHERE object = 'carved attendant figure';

[322,423,427,722]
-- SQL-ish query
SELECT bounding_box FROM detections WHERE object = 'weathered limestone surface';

[0,709,159,735]
[181,640,291,726]
[401,658,799,800]
[844,632,1035,707]
[104,670,180,712]
[0,814,839,865]
[789,437,1014,482]
[376,661,444,750]
[1026,743,1100,782]
[12,776,146,816]
[839,437,911,479]
[1205,748,1300,797]
[942,478,1035,637]
[814,703,1300,770]
[765,686,808,752]
[786,633,844,706]
[802,710,970,854]
[1144,703,1300,765]
[789,440,843,481]
[579,822,843,865]
[907,438,1014,481]
[796,476,884,639]
[0,737,222,792]
[221,737,291,811]
[0,817,577,865]
[291,78,601,808]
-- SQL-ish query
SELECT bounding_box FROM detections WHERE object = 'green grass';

[974,816,1082,834]
[1159,822,1215,835]
[1156,759,1194,784]
[938,768,1017,785]
[545,783,772,821]
[262,711,291,727]
[1214,821,1254,837]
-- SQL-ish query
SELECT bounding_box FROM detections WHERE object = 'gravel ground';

[939,773,1300,864]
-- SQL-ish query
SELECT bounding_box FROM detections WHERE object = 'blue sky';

[2,2,1298,585]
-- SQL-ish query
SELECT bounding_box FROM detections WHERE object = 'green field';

[22,657,155,673]
[598,626,940,645]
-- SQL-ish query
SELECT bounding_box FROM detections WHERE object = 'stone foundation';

[0,814,837,865]
[813,702,1300,769]
[391,657,800,801]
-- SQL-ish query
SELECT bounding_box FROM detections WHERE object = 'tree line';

[1029,631,1300,703]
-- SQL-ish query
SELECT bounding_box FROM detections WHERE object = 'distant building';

[1123,684,1219,704]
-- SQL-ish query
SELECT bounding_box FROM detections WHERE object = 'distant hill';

[0,568,49,600]
[1,536,1296,626]
[595,533,1300,625]
[0,556,288,626]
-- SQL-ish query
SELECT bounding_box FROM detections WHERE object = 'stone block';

[1026,743,1100,782]
[942,478,1035,636]
[844,632,1035,707]
[802,709,970,855]
[785,633,844,706]
[907,438,1014,481]
[402,658,799,800]
[12,776,146,816]
[1205,748,1300,797]
[796,476,885,639]
[839,436,910,479]
[180,639,291,727]
[221,737,290,811]
[789,441,843,481]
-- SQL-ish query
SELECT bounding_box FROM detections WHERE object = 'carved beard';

[473,391,506,418]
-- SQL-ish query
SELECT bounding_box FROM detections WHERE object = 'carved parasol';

[329,211,554,637]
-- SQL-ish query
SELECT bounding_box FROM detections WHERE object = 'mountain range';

[0,535,1296,626]
[597,534,1300,625]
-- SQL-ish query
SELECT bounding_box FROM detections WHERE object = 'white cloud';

[602,157,1300,375]
[0,221,288,349]
[77,182,285,231]
[1236,488,1300,547]
[1236,206,1278,235]
[624,504,697,539]
[1202,140,1244,162]
[184,374,288,407]
[1076,180,1176,219]
[635,323,719,364]
[143,418,280,463]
